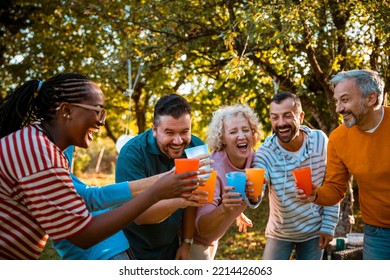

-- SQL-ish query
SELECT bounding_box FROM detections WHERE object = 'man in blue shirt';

[116,94,205,259]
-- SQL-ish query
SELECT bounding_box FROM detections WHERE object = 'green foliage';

[3,1,379,258]
[72,152,91,176]
[1,0,389,141]
[72,135,118,176]
[39,239,60,260]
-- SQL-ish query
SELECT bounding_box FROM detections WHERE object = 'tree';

[1,0,388,235]
[2,0,388,138]
[120,0,389,235]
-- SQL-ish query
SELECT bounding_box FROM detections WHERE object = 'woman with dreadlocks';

[0,73,204,260]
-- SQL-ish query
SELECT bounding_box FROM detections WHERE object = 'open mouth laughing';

[276,126,291,137]
[87,128,99,141]
[237,143,248,152]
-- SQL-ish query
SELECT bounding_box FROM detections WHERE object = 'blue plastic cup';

[226,171,247,198]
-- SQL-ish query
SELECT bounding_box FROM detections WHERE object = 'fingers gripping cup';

[197,170,217,203]
[245,168,265,197]
[292,166,313,195]
[226,171,247,199]
[175,158,200,194]
[184,144,211,178]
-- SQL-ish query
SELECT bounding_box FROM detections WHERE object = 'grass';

[39,173,362,260]
[215,198,269,260]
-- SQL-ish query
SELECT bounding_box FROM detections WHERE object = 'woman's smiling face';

[67,82,105,149]
[222,115,254,169]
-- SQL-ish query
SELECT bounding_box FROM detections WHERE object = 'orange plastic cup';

[197,170,217,204]
[175,158,200,193]
[245,168,265,197]
[292,166,313,195]
[175,158,200,176]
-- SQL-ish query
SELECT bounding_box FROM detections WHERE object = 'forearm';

[316,184,348,206]
[197,203,246,237]
[316,139,350,206]
[182,207,196,239]
[320,204,340,235]
[72,174,131,211]
[133,198,182,224]
[175,207,197,260]
[67,187,159,249]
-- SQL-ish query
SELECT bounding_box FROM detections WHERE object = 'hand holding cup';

[292,167,313,196]
[196,170,217,204]
[185,144,212,178]
[245,168,265,203]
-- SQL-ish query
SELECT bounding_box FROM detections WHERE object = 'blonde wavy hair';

[206,104,261,152]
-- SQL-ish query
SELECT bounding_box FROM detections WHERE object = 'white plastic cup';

[185,144,211,178]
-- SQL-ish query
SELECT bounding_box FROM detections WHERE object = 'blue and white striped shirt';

[253,126,339,241]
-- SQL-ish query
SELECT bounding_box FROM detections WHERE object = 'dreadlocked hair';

[0,73,92,138]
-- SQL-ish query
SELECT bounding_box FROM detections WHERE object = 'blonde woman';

[190,104,262,259]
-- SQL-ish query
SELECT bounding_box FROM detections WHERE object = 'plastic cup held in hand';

[245,168,265,197]
[175,158,200,194]
[197,170,217,204]
[226,171,247,198]
[292,166,313,195]
[184,144,210,178]
[174,158,200,176]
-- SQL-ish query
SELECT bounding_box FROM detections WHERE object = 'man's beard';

[343,102,368,128]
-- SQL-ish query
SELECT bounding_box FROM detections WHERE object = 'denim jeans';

[108,248,137,260]
[363,224,390,260]
[262,237,323,260]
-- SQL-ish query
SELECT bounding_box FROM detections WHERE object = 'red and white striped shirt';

[0,125,93,259]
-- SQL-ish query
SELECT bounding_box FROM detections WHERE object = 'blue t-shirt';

[115,128,204,259]
[52,146,131,260]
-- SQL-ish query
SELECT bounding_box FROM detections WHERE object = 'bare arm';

[129,157,213,199]
[133,198,188,224]
[133,167,211,224]
[134,190,207,224]
[175,206,197,260]
[197,186,246,237]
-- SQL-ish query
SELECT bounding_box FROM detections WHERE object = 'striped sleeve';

[1,126,92,259]
[18,168,93,241]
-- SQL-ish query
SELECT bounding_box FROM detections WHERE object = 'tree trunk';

[95,146,105,174]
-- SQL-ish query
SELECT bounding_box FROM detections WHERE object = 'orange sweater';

[316,106,390,228]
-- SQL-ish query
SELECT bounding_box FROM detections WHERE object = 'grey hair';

[206,104,261,151]
[330,69,384,107]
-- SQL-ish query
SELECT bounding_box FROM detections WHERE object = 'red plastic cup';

[292,166,313,195]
